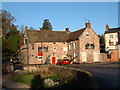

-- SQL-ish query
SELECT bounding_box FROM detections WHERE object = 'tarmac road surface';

[63,63,120,88]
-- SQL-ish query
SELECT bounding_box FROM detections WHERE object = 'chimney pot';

[86,20,91,28]
[66,28,69,31]
[106,24,109,30]
[25,26,28,30]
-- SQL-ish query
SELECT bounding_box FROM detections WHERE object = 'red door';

[52,57,56,64]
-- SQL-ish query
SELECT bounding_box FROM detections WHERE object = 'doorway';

[52,57,56,64]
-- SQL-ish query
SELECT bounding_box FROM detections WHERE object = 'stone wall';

[28,42,68,64]
[67,40,80,63]
[23,65,92,78]
[20,45,28,64]
[79,28,101,63]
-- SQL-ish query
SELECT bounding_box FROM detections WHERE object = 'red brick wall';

[104,49,119,62]
[111,49,119,62]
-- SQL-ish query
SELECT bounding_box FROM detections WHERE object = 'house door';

[94,51,99,62]
[52,57,56,64]
[82,52,87,62]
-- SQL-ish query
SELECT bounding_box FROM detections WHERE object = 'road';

[63,63,120,88]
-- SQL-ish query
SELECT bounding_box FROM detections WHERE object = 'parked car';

[12,58,20,64]
[56,59,71,65]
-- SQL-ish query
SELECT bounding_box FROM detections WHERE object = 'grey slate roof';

[26,30,71,43]
[105,27,120,44]
[26,28,85,43]
[104,27,120,34]
[67,28,85,42]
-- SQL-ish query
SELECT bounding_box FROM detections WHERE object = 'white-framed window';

[115,34,118,38]
[110,35,113,38]
[116,42,118,45]
[109,41,114,46]
[73,42,76,49]
[38,56,42,60]
[63,47,67,51]
[32,44,34,50]
[49,43,52,44]
[85,43,95,49]
[53,42,56,44]
[69,43,71,50]
[63,42,66,44]
[73,52,76,58]
[53,47,56,50]
[86,32,89,38]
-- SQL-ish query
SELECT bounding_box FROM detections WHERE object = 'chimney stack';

[66,28,69,32]
[25,26,28,30]
[106,24,109,30]
[86,20,91,28]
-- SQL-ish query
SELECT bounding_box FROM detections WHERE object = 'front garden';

[11,65,95,88]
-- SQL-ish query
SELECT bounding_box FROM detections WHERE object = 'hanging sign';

[38,52,43,60]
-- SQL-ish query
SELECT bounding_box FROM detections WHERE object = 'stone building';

[20,21,101,64]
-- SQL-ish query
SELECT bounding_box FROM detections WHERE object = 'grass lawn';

[12,74,63,88]
[13,74,43,88]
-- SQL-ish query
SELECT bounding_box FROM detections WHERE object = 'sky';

[2,2,119,35]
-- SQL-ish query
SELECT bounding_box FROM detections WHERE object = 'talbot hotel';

[20,21,101,65]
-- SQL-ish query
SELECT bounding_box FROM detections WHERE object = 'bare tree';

[1,10,16,37]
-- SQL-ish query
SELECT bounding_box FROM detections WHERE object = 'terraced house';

[20,21,101,64]
[104,25,120,61]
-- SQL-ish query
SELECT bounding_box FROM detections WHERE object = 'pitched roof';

[26,30,71,43]
[26,28,86,43]
[104,27,120,44]
[104,27,120,34]
[67,28,85,42]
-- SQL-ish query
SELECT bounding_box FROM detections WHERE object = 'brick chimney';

[106,24,109,30]
[86,20,91,28]
[66,28,69,32]
[25,26,28,30]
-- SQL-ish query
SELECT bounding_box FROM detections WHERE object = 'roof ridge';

[26,29,40,32]
[72,28,86,33]
[109,27,120,30]
[26,29,70,32]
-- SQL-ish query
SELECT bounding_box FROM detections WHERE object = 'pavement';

[2,73,30,89]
